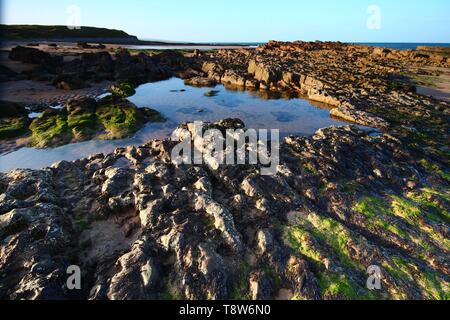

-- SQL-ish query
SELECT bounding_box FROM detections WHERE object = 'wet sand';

[0,79,111,105]
[415,67,450,102]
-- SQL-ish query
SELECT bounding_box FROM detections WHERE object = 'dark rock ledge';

[0,120,448,300]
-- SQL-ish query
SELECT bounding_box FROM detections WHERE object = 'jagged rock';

[0,65,18,82]
[330,106,389,128]
[107,243,158,300]
[0,101,27,118]
[9,46,61,66]
[184,77,217,87]
[221,70,247,87]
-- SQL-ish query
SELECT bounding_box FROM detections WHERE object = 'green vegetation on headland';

[0,24,138,41]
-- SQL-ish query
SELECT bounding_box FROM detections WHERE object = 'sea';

[352,43,450,50]
[129,42,450,51]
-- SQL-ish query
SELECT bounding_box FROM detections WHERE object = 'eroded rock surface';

[1,41,449,300]
[0,119,448,300]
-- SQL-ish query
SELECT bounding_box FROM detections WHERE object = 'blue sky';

[2,0,449,42]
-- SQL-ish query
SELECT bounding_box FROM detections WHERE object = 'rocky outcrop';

[187,41,449,131]
[330,106,389,128]
[0,65,18,82]
[184,77,217,87]
[9,46,62,66]
[4,96,164,148]
[0,119,449,300]
[8,46,191,90]
[0,101,27,118]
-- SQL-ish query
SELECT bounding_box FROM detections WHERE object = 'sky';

[1,0,449,43]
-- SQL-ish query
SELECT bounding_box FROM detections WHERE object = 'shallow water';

[0,77,355,172]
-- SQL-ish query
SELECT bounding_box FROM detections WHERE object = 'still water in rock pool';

[0,77,356,172]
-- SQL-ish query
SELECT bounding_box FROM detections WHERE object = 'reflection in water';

[1,78,356,172]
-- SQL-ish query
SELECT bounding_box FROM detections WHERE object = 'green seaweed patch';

[399,72,439,88]
[384,255,449,300]
[67,112,96,140]
[230,262,252,300]
[0,117,30,139]
[75,220,90,232]
[353,196,409,239]
[110,82,136,98]
[407,188,450,223]
[29,114,70,148]
[96,103,142,139]
[204,90,220,97]
[162,286,183,300]
[287,227,322,264]
[286,212,366,271]
[391,196,423,224]
[318,273,359,300]
[419,159,450,183]
[354,194,449,254]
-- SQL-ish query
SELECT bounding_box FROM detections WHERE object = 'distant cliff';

[0,24,140,43]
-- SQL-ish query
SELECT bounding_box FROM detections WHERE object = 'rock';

[195,194,243,253]
[107,244,158,300]
[249,272,273,300]
[256,229,274,254]
[1,38,449,301]
[330,106,389,128]
[110,82,136,98]
[221,70,247,87]
[248,60,281,84]
[184,77,217,87]
[101,167,132,197]
[81,52,114,73]
[9,46,54,65]
[66,98,97,114]
[0,101,27,118]
[0,65,18,82]
[53,75,87,90]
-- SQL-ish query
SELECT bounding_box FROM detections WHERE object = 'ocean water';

[126,42,450,51]
[353,43,450,50]
[0,78,365,172]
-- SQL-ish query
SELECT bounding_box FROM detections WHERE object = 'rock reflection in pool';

[1,77,351,172]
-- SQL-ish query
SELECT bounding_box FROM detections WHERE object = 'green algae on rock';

[28,97,165,148]
[0,117,30,140]
[110,82,137,98]
[29,113,70,148]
